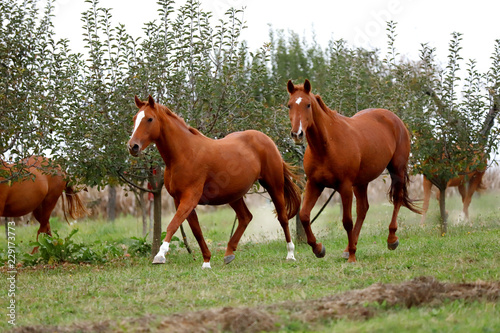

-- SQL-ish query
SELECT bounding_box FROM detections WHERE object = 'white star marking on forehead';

[295,97,302,105]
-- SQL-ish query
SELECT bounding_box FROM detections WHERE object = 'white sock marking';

[202,262,211,269]
[155,241,170,259]
[131,111,145,138]
[286,241,296,260]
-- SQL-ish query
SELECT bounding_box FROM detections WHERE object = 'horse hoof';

[224,254,235,265]
[342,251,349,259]
[152,255,166,264]
[387,239,399,251]
[315,244,326,258]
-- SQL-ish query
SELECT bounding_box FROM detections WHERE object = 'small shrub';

[126,234,152,257]
[27,229,105,265]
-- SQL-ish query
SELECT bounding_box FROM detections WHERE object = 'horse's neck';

[306,102,342,155]
[155,114,200,168]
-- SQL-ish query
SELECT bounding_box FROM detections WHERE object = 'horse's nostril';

[132,144,139,152]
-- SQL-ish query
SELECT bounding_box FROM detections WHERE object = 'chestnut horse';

[0,156,87,250]
[128,95,301,268]
[287,79,421,263]
[421,169,486,224]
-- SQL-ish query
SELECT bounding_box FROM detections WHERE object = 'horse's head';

[287,79,313,144]
[128,95,161,157]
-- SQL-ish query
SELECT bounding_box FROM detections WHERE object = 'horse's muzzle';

[290,131,304,145]
[128,143,141,156]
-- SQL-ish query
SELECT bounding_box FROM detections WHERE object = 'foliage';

[125,234,152,257]
[0,0,69,182]
[26,229,106,265]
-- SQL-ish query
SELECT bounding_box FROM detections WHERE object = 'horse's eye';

[307,104,311,108]
[287,104,291,109]
[148,118,153,122]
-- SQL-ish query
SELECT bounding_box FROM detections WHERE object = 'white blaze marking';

[131,111,145,138]
[286,241,296,260]
[298,121,303,135]
[295,97,302,105]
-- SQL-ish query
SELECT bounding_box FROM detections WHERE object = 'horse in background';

[128,95,302,268]
[0,156,87,251]
[421,169,486,224]
[287,79,421,263]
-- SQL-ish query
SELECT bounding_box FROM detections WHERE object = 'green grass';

[1,191,499,331]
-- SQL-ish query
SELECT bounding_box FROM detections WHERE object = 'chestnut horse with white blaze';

[0,156,87,251]
[287,79,421,263]
[128,95,301,268]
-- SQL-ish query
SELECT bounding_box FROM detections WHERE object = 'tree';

[0,0,70,182]
[409,35,500,232]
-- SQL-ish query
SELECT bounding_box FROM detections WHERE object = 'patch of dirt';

[11,276,500,333]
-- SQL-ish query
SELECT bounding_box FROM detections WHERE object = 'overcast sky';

[44,0,499,74]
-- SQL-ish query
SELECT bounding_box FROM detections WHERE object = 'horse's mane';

[157,103,203,136]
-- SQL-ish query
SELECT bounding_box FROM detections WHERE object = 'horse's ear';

[287,80,295,94]
[148,95,155,107]
[304,79,311,94]
[134,95,145,108]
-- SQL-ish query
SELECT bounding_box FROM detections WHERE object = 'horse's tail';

[62,184,88,222]
[389,167,422,214]
[282,162,303,220]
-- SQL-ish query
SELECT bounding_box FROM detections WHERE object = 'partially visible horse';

[421,169,486,224]
[287,79,421,263]
[128,95,302,268]
[0,156,87,251]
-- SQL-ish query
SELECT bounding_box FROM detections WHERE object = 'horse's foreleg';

[153,195,199,265]
[339,187,356,262]
[343,184,369,259]
[300,181,325,258]
[457,184,468,220]
[185,209,212,268]
[226,198,253,264]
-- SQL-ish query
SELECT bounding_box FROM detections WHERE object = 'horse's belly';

[198,184,252,205]
[2,181,48,217]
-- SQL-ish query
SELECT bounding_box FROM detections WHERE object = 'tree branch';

[480,90,499,141]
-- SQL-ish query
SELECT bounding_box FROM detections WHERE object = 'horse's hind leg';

[343,184,369,259]
[387,166,405,250]
[226,198,253,264]
[264,182,295,261]
[32,204,55,254]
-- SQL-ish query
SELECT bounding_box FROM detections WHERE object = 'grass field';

[1,190,499,332]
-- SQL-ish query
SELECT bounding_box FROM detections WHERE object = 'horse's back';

[0,157,66,217]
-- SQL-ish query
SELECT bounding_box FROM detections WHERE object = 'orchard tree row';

[1,0,499,233]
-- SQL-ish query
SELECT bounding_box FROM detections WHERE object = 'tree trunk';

[149,166,164,257]
[138,191,147,237]
[107,185,117,222]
